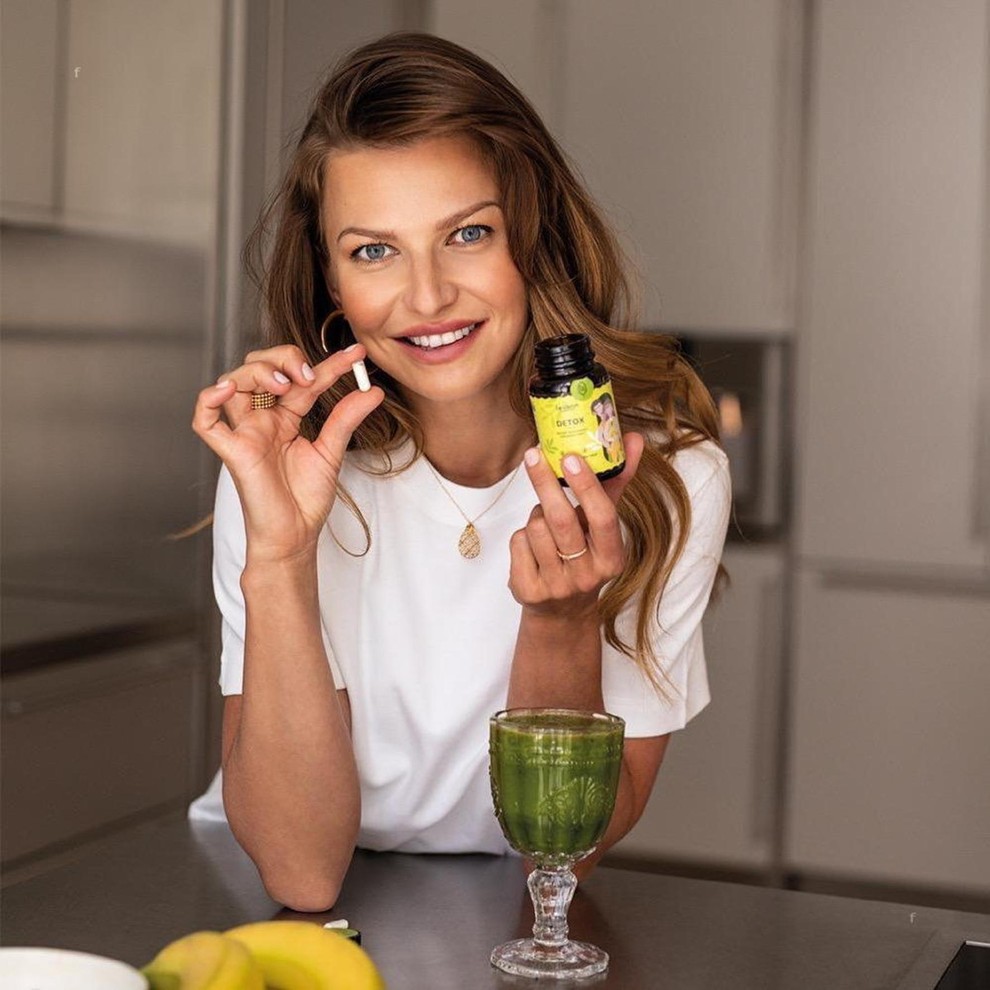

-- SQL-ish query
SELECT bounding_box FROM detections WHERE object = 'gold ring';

[556,545,589,562]
[250,391,278,410]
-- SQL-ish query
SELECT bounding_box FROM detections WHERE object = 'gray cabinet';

[0,0,61,221]
[0,0,222,243]
[1,639,207,863]
[786,574,990,894]
[558,0,803,333]
[618,546,785,869]
[0,1,225,870]
[787,0,990,897]
[795,0,990,574]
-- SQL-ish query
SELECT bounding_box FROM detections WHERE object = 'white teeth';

[408,323,477,349]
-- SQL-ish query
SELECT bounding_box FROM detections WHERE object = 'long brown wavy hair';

[247,32,722,696]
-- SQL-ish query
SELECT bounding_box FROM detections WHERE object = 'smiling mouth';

[404,322,481,350]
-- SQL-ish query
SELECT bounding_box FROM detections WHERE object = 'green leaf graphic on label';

[569,377,595,401]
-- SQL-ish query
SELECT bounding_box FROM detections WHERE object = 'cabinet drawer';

[1,638,205,862]
[787,573,990,893]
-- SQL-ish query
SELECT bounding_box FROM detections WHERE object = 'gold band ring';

[250,391,278,410]
[556,545,589,562]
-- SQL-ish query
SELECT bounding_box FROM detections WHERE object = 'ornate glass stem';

[528,867,577,949]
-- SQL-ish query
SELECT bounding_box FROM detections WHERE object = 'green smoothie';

[489,709,625,863]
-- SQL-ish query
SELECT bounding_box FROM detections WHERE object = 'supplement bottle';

[529,333,625,483]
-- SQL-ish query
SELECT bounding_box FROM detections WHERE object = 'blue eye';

[353,243,392,262]
[453,224,491,245]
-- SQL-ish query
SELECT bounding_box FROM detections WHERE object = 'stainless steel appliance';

[677,336,790,541]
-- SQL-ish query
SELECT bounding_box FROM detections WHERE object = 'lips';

[402,320,481,350]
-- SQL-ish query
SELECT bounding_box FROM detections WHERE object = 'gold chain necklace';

[424,458,523,559]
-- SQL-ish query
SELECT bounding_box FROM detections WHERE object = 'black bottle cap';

[534,333,595,379]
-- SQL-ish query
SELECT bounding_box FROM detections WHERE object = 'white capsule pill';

[352,360,371,392]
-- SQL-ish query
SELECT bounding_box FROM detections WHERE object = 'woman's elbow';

[260,863,349,913]
[251,836,357,913]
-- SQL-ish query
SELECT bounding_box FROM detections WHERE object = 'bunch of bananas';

[141,921,385,989]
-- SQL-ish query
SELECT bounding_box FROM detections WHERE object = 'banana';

[225,920,385,990]
[142,930,264,990]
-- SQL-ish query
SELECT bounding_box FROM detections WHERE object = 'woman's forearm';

[572,735,667,878]
[506,605,605,711]
[222,554,360,911]
[507,606,666,879]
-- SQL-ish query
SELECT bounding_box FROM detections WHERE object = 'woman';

[190,32,730,912]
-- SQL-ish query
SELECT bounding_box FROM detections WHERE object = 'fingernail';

[344,343,359,353]
[562,455,582,475]
[273,371,290,384]
[215,379,232,390]
[302,363,316,381]
[524,447,541,467]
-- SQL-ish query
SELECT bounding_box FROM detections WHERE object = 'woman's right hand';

[192,343,384,564]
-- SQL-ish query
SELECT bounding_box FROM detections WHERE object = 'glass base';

[491,937,608,980]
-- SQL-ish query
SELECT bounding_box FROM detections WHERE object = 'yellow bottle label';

[530,379,625,479]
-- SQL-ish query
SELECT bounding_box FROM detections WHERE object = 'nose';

[404,252,457,317]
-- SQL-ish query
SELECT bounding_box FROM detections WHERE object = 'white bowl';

[0,947,147,990]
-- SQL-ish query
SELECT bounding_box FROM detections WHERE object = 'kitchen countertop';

[2,814,987,988]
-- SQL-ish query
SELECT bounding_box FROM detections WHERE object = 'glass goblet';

[489,708,625,980]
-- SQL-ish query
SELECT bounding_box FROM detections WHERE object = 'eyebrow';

[335,200,500,243]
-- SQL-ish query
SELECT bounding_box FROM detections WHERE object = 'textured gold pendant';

[457,522,481,559]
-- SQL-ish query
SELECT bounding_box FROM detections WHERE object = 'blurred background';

[2,0,988,912]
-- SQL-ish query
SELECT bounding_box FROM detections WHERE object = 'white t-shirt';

[189,439,731,855]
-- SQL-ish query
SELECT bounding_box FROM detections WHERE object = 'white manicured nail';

[324,919,350,929]
[301,363,316,381]
[273,371,290,384]
[352,360,371,392]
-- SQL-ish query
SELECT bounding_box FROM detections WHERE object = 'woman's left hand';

[509,432,645,616]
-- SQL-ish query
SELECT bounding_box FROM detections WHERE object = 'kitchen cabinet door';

[1,638,207,864]
[558,0,803,332]
[60,0,222,244]
[0,1,223,243]
[796,0,989,573]
[616,546,785,869]
[786,571,990,894]
[0,0,60,222]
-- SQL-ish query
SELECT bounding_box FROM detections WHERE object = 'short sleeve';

[601,442,731,737]
[211,466,346,696]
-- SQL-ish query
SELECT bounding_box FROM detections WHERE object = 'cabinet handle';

[974,37,990,547]
[754,340,787,530]
[750,576,784,845]
[769,0,805,324]
[974,76,990,547]
[975,378,990,544]
[817,568,990,598]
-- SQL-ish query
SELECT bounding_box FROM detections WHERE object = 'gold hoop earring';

[319,309,353,355]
